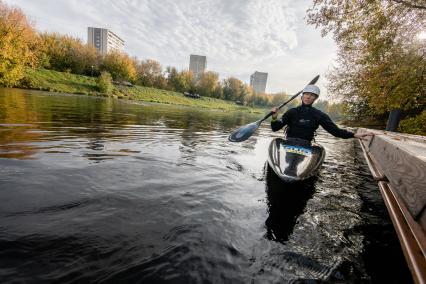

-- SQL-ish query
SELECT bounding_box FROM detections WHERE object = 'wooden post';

[386,109,402,131]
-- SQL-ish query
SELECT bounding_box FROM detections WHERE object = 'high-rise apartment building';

[87,27,124,54]
[189,55,207,78]
[250,71,268,93]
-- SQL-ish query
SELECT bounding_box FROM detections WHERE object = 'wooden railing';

[357,128,426,284]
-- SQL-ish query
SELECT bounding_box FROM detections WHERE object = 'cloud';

[9,0,297,59]
[120,0,298,64]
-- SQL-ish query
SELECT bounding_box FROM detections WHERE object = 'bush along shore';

[16,68,264,113]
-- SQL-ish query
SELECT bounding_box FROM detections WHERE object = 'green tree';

[166,67,195,93]
[400,110,426,135]
[97,71,113,94]
[326,102,344,121]
[0,1,39,87]
[39,32,100,75]
[270,92,289,106]
[236,84,252,104]
[196,71,220,97]
[255,93,271,106]
[307,0,425,132]
[136,59,166,89]
[212,82,224,99]
[246,89,273,107]
[222,77,243,101]
[314,100,329,113]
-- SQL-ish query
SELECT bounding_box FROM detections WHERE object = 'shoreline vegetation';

[16,68,265,113]
[0,1,347,123]
[1,1,424,134]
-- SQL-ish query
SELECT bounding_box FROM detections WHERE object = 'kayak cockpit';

[267,138,325,182]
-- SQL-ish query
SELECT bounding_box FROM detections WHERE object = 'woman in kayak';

[271,85,373,142]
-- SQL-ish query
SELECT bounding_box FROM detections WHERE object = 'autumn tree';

[100,51,137,82]
[166,67,195,93]
[270,92,290,107]
[0,1,39,87]
[236,84,252,104]
[196,71,220,97]
[39,32,99,75]
[307,0,425,132]
[136,59,167,89]
[222,77,244,101]
[314,100,329,113]
[326,102,344,121]
[246,92,271,107]
[212,81,224,99]
[399,110,426,135]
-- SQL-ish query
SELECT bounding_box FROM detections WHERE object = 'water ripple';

[0,89,412,283]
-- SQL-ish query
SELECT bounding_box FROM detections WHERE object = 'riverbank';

[17,68,263,113]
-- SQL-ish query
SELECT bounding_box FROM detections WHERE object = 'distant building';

[189,55,207,78]
[87,27,124,54]
[250,71,268,93]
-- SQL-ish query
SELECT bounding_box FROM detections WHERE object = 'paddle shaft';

[259,74,319,123]
[259,91,302,123]
[228,75,319,142]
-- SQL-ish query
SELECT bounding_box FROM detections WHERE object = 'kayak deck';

[267,138,325,182]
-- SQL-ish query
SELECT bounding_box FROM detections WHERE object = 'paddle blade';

[309,75,320,85]
[228,121,260,142]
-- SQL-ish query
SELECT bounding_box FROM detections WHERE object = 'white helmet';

[302,85,320,97]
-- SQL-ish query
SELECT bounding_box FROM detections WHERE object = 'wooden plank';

[419,211,426,240]
[378,181,426,284]
[358,137,387,181]
[358,128,426,219]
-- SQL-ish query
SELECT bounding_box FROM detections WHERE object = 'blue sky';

[8,0,337,98]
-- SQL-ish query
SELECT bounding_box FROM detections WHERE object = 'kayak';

[267,137,325,182]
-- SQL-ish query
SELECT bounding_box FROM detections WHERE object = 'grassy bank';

[17,68,263,113]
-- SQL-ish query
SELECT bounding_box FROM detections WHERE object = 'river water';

[0,89,412,283]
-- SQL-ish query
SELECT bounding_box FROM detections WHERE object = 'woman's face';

[302,93,318,105]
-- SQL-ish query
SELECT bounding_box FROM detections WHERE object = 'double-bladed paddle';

[228,75,320,142]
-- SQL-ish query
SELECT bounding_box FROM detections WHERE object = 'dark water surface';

[0,89,411,283]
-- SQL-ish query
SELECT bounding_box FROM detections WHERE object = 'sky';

[7,0,338,98]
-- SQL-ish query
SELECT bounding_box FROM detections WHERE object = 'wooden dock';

[357,128,426,284]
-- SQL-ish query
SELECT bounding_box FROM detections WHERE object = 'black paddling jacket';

[271,104,354,141]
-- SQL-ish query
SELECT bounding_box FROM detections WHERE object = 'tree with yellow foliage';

[166,67,195,93]
[101,51,137,83]
[307,0,425,134]
[136,59,166,89]
[196,71,220,97]
[0,1,39,87]
[39,32,99,75]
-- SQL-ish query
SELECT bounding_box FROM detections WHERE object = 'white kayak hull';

[267,138,325,183]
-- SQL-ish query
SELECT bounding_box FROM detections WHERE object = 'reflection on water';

[0,89,256,162]
[264,163,316,243]
[0,88,412,283]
